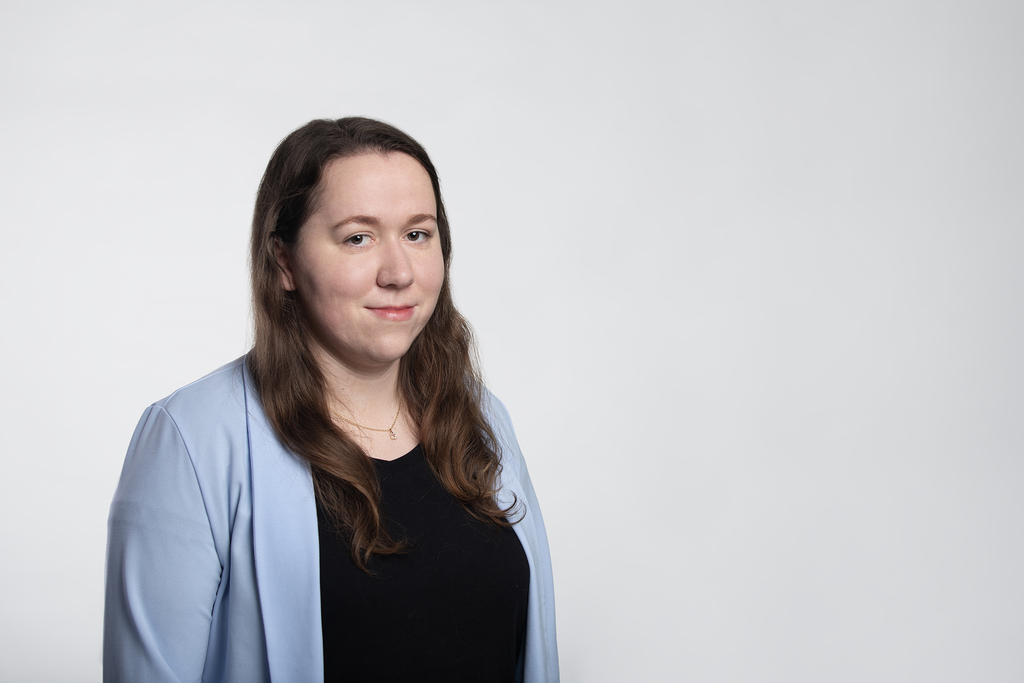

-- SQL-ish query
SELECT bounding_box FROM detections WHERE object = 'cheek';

[296,257,371,302]
[425,255,446,303]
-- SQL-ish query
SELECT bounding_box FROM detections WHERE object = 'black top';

[317,445,530,682]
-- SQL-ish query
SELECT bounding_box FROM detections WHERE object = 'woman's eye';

[346,234,367,245]
[407,231,427,242]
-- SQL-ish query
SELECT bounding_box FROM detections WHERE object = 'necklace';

[333,403,401,440]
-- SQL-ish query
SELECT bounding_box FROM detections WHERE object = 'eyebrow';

[334,213,437,229]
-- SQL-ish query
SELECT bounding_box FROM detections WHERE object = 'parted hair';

[248,117,515,570]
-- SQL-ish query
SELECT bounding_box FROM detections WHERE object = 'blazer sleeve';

[485,392,560,682]
[104,405,223,683]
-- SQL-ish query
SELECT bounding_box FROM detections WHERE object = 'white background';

[1,2,1022,681]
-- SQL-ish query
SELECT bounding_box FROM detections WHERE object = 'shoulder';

[480,388,527,477]
[480,387,513,433]
[153,357,247,424]
[129,357,252,481]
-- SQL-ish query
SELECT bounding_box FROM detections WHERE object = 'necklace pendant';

[389,429,397,440]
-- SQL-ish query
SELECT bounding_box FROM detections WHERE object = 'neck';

[313,346,402,422]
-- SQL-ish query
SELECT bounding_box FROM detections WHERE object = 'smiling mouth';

[368,306,415,321]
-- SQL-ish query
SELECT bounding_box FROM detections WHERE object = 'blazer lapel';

[243,363,324,683]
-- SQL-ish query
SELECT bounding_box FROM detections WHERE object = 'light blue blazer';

[104,358,558,682]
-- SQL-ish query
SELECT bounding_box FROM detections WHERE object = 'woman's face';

[276,152,445,376]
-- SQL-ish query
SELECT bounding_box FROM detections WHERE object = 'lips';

[368,306,415,321]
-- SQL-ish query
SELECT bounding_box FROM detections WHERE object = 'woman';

[104,117,558,682]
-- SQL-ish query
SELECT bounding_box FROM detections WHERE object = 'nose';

[376,237,414,289]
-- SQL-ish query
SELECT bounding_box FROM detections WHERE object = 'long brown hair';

[248,117,516,570]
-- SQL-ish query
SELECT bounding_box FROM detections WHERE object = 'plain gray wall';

[1,1,1022,681]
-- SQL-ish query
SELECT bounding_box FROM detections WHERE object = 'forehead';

[315,152,435,217]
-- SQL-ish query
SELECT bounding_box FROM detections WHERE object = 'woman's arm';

[104,405,223,683]
[484,391,560,682]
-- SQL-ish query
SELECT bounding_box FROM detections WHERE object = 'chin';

[363,340,419,368]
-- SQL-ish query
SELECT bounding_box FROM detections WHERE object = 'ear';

[274,238,298,292]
